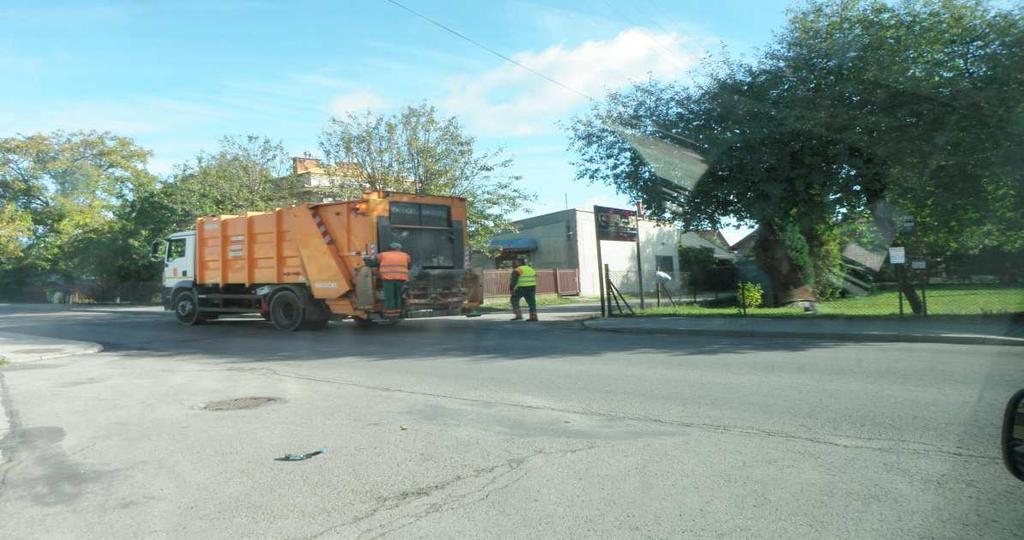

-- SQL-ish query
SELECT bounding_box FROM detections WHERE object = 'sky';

[0,0,794,244]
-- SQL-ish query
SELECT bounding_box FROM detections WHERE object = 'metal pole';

[594,210,605,318]
[635,203,645,309]
[898,282,904,317]
[740,284,747,316]
[921,278,928,316]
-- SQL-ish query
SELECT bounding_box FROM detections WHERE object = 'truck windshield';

[381,202,461,269]
[166,238,186,261]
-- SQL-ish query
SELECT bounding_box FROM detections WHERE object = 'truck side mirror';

[150,239,167,262]
[1002,389,1024,481]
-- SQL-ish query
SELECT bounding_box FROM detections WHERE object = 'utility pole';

[635,202,645,309]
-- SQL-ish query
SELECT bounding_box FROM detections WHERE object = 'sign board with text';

[594,206,638,242]
[889,246,906,264]
[911,260,927,270]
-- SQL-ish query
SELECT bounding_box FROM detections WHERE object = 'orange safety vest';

[378,250,411,281]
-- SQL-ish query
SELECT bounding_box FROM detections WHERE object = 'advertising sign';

[594,206,638,242]
[889,246,906,264]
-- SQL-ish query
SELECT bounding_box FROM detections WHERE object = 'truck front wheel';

[173,290,204,326]
[269,290,305,331]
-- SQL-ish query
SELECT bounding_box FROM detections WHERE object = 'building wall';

[482,210,577,270]
[574,211,683,296]
[477,208,733,296]
[575,211,601,295]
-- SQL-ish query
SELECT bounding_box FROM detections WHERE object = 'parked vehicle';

[152,191,483,330]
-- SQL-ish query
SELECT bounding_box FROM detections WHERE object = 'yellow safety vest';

[515,265,537,287]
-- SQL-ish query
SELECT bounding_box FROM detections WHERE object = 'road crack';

[0,371,23,499]
[304,444,596,540]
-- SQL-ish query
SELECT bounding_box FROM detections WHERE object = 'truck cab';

[154,231,195,309]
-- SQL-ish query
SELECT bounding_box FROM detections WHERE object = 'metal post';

[635,202,645,309]
[921,280,928,316]
[656,283,661,307]
[898,287,904,317]
[740,284,747,316]
[553,267,560,296]
[594,213,605,318]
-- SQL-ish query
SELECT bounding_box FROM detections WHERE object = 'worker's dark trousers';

[383,280,405,311]
[511,286,537,314]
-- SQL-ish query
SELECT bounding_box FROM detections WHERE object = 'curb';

[0,333,104,364]
[580,321,1024,347]
[0,343,105,363]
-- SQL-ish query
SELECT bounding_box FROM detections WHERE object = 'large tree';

[569,0,1023,309]
[0,131,155,300]
[131,134,303,239]
[319,103,534,250]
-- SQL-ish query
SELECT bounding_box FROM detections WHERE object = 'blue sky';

[0,0,793,242]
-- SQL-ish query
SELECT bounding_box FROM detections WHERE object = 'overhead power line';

[382,0,595,102]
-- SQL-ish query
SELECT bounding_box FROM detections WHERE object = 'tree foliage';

[569,0,1023,307]
[0,131,155,298]
[320,103,534,250]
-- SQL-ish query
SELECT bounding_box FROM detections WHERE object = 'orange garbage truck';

[152,191,483,330]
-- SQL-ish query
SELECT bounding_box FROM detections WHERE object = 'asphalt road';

[1,304,1022,539]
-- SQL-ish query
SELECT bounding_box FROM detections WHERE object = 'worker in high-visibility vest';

[509,257,538,321]
[374,242,411,317]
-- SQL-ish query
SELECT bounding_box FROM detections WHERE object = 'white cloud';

[443,28,703,136]
[327,90,390,117]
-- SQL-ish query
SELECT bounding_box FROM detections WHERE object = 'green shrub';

[737,281,764,308]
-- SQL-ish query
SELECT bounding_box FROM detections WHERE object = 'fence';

[3,281,164,304]
[481,268,580,297]
[602,266,1024,317]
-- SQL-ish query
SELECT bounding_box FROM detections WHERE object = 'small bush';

[737,281,764,308]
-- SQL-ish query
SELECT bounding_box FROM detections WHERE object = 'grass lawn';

[634,286,1024,318]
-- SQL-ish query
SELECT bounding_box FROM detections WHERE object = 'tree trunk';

[753,225,816,306]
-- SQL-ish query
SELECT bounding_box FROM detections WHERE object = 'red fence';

[481,268,580,297]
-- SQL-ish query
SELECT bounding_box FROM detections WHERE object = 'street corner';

[0,331,104,365]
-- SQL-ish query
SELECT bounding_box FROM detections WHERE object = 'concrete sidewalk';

[0,331,103,364]
[582,316,1024,346]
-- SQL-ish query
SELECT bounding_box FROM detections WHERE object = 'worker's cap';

[389,242,402,250]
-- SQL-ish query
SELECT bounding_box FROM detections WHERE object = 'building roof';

[679,231,735,260]
[730,229,759,258]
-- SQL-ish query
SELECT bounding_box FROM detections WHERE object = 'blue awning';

[488,238,538,252]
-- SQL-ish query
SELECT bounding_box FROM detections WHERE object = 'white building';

[479,208,734,296]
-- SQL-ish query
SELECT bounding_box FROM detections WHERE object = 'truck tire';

[269,290,305,331]
[173,290,204,326]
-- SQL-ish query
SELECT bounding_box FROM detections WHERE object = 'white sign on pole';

[911,260,927,270]
[889,247,906,264]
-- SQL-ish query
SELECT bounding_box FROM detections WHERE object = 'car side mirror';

[150,240,166,262]
[1001,389,1024,481]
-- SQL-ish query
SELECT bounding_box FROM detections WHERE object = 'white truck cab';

[152,231,195,309]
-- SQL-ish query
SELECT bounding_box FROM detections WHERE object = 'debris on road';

[201,397,280,411]
[275,448,326,462]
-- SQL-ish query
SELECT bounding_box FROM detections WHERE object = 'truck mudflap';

[404,268,467,312]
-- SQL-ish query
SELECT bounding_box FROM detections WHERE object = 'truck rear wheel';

[173,290,204,326]
[269,290,305,331]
